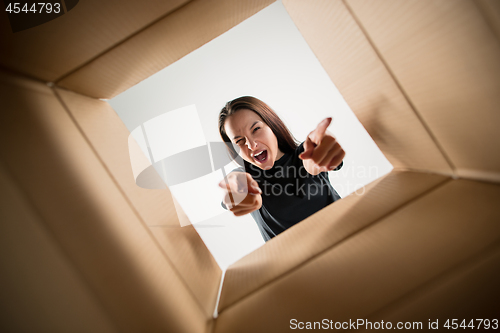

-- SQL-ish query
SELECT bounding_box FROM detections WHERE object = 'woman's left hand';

[299,117,345,175]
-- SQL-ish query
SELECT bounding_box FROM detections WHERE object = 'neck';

[276,149,285,161]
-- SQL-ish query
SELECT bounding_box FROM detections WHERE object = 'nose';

[246,137,257,150]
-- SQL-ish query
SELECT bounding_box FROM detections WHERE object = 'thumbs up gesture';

[299,117,345,175]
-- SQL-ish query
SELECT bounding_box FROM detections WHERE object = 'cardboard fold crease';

[1,0,499,332]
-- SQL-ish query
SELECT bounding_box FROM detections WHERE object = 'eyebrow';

[232,121,259,141]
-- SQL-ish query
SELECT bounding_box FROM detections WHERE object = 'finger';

[226,190,258,209]
[233,210,249,217]
[247,180,262,194]
[232,175,250,194]
[230,189,249,207]
[309,117,332,145]
[218,179,229,189]
[300,118,332,160]
[232,203,261,216]
[311,136,337,165]
[245,174,262,194]
[317,141,341,167]
[219,178,239,192]
[223,192,235,210]
[237,191,261,207]
[327,149,345,170]
[233,209,257,217]
[299,136,314,160]
[219,171,246,192]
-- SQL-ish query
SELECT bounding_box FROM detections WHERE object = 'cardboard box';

[1,0,499,332]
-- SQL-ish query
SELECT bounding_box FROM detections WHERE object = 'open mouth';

[253,150,268,163]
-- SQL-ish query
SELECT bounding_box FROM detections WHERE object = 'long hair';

[218,96,299,168]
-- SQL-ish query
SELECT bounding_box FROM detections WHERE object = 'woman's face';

[224,109,284,170]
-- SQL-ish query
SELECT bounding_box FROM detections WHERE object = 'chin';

[260,159,275,170]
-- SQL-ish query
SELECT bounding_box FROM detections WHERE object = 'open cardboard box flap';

[1,0,500,332]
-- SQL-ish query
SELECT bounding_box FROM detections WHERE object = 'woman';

[218,96,345,242]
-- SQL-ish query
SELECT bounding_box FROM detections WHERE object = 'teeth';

[254,150,264,157]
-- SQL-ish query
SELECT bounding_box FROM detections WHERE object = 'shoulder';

[285,141,304,159]
[288,141,305,166]
[296,141,305,155]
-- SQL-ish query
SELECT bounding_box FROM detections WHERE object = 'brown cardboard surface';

[362,245,500,329]
[282,0,453,175]
[214,178,500,333]
[0,71,209,333]
[149,225,222,306]
[55,87,221,316]
[2,0,500,330]
[346,0,500,183]
[474,0,500,45]
[55,88,179,227]
[0,0,189,82]
[57,0,275,99]
[218,170,449,312]
[0,162,117,333]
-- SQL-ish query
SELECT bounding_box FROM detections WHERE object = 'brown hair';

[218,96,299,167]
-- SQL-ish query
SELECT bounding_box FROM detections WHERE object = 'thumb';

[299,136,314,160]
[219,175,240,192]
[218,179,232,191]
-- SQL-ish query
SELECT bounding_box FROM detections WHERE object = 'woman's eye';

[253,127,260,133]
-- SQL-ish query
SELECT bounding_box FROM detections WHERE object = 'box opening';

[109,0,392,270]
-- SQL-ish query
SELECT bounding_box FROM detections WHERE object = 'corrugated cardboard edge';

[214,178,500,333]
[217,170,450,312]
[346,0,500,184]
[57,0,276,99]
[0,0,190,82]
[0,71,210,332]
[282,0,454,175]
[55,86,222,317]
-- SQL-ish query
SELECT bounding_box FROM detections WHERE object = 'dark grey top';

[222,142,342,242]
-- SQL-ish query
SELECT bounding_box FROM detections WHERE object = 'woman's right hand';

[218,172,262,216]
